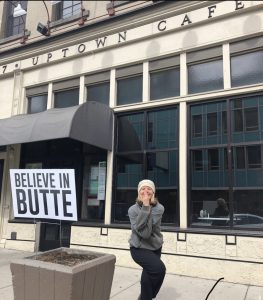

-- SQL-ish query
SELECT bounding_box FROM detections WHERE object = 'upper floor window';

[85,71,110,106]
[53,78,79,108]
[187,47,223,94]
[54,89,79,108]
[55,0,81,20]
[116,65,143,106]
[26,85,48,114]
[5,1,27,38]
[28,95,48,114]
[230,36,263,88]
[231,51,263,87]
[149,56,180,100]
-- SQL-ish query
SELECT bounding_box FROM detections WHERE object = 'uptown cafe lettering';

[0,1,250,75]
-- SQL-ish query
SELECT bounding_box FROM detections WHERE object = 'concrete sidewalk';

[0,248,263,300]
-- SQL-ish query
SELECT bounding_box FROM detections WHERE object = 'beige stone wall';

[3,223,35,252]
[0,76,14,119]
[70,227,263,286]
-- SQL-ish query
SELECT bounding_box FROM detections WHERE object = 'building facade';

[0,0,263,285]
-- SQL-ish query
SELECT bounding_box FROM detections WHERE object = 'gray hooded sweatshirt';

[128,202,164,250]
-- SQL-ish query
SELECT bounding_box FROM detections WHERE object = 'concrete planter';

[10,247,116,300]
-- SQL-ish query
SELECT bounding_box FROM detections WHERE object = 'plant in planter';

[10,247,116,300]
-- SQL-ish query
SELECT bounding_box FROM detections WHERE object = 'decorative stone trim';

[226,235,236,245]
[177,232,186,242]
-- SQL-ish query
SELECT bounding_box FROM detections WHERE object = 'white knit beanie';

[137,179,155,194]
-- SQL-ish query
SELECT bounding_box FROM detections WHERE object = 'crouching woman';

[128,179,166,300]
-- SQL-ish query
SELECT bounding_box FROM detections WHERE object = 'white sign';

[97,162,106,200]
[10,169,78,221]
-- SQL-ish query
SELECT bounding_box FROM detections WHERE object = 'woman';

[128,179,166,300]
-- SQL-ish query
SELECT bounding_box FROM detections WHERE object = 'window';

[230,36,263,87]
[53,78,79,108]
[233,109,243,132]
[5,1,27,38]
[54,88,79,108]
[150,68,180,100]
[117,76,142,105]
[208,149,219,170]
[235,147,245,169]
[85,71,110,105]
[193,150,203,171]
[116,65,143,105]
[187,46,223,94]
[231,96,259,136]
[222,111,227,134]
[192,115,202,138]
[55,0,81,20]
[28,95,47,114]
[244,108,258,131]
[190,94,263,230]
[87,82,110,105]
[247,145,261,169]
[114,107,179,224]
[207,113,217,136]
[231,51,263,87]
[149,56,180,100]
[26,85,48,114]
[188,59,223,94]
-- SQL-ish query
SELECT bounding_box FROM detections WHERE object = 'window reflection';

[117,114,143,152]
[192,115,202,138]
[114,107,179,224]
[190,95,263,229]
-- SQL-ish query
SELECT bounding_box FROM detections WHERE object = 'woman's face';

[139,186,154,198]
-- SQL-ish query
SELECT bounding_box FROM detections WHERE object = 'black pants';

[130,247,166,300]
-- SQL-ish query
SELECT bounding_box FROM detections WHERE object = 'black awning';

[0,101,113,151]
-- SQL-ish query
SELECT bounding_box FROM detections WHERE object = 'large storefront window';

[190,93,263,230]
[114,107,179,224]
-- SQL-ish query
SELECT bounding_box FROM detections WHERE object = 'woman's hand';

[141,192,152,206]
